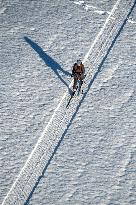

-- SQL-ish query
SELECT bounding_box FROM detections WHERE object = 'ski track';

[106,149,136,204]
[74,0,136,24]
[2,0,136,204]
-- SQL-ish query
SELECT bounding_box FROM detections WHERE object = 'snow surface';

[0,0,136,204]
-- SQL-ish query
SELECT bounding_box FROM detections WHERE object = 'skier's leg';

[81,79,83,86]
[79,75,84,93]
[79,74,83,86]
[73,76,78,90]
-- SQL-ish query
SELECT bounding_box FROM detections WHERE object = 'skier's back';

[71,59,85,91]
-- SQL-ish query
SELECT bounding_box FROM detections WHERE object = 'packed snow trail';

[2,0,135,204]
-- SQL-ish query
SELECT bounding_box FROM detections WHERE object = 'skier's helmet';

[77,59,82,65]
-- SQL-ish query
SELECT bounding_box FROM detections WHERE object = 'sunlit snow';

[0,0,136,205]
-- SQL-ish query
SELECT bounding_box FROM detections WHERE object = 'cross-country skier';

[71,59,85,91]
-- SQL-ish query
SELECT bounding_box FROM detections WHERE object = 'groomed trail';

[2,0,135,204]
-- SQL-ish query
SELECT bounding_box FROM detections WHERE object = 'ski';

[66,70,86,108]
[66,84,84,108]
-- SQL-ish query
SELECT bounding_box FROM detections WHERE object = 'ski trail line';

[2,1,135,204]
[82,0,120,64]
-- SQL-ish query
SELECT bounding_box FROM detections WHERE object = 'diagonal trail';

[2,0,135,204]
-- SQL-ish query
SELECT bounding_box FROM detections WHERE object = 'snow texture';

[0,0,136,205]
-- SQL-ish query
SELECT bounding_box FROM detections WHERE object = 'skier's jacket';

[72,63,85,75]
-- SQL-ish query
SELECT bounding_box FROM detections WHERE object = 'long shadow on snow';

[24,3,135,204]
[24,36,71,89]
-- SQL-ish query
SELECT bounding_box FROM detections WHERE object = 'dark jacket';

[72,63,85,75]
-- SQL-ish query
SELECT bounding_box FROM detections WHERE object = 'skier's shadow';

[24,36,71,89]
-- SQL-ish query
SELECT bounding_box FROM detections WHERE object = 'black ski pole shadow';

[24,36,71,89]
[24,3,135,204]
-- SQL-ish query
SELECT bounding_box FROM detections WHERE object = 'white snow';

[93,10,106,15]
[0,0,136,205]
[128,18,136,23]
[74,1,85,6]
[74,1,136,24]
[0,7,7,15]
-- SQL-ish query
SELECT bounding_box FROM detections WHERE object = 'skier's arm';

[71,64,76,77]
